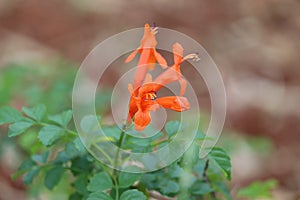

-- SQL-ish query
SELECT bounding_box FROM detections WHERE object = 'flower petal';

[134,110,151,131]
[153,49,167,68]
[125,48,140,63]
[173,43,184,65]
[156,96,190,111]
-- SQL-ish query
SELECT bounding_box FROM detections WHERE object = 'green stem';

[112,124,127,200]
[92,144,114,166]
[113,124,126,174]
[113,175,119,200]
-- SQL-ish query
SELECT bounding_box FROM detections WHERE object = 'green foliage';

[48,110,73,128]
[22,104,46,122]
[118,171,141,188]
[1,102,235,199]
[190,180,213,195]
[87,172,113,192]
[208,147,232,180]
[87,191,113,200]
[0,107,23,124]
[44,165,65,190]
[38,125,64,146]
[8,120,35,137]
[120,189,146,200]
[165,120,181,137]
[237,179,278,199]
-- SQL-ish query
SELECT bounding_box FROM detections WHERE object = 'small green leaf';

[118,171,141,188]
[87,191,113,200]
[44,165,65,190]
[0,106,23,125]
[70,156,93,176]
[18,159,36,171]
[22,104,46,122]
[80,115,100,133]
[160,180,180,195]
[87,171,113,192]
[31,151,49,163]
[168,164,183,178]
[38,125,64,146]
[120,189,146,200]
[195,130,207,140]
[8,120,35,137]
[190,180,213,195]
[165,121,180,137]
[48,110,73,127]
[24,166,40,185]
[102,126,121,141]
[208,147,231,180]
[181,142,199,167]
[213,181,232,200]
[72,173,89,195]
[65,138,86,158]
[12,159,36,180]
[237,179,278,199]
[69,192,82,200]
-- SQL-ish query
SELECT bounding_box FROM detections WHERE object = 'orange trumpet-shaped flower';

[126,42,199,130]
[125,23,167,89]
[127,73,190,131]
[152,42,200,96]
[128,82,190,131]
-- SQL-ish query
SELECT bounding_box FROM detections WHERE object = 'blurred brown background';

[1,0,300,199]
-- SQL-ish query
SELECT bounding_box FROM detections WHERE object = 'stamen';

[144,92,157,101]
[183,53,200,62]
[128,84,134,94]
[151,27,159,35]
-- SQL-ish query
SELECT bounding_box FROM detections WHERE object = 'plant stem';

[112,124,127,200]
[203,159,217,200]
[113,124,126,173]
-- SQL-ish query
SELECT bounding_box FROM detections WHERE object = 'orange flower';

[128,81,190,131]
[125,27,199,131]
[151,42,200,96]
[125,23,167,89]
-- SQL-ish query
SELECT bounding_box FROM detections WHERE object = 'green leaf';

[87,171,113,192]
[8,120,35,137]
[165,121,180,137]
[237,179,278,199]
[22,104,46,122]
[69,192,83,200]
[44,165,65,190]
[18,159,36,171]
[70,156,93,176]
[31,151,49,163]
[0,107,23,125]
[65,138,86,158]
[72,173,89,195]
[120,189,146,200]
[118,171,141,188]
[38,125,64,146]
[195,130,207,140]
[168,164,183,178]
[12,159,36,180]
[80,115,100,133]
[181,142,199,168]
[102,126,121,141]
[24,166,40,185]
[159,180,180,195]
[208,147,231,180]
[87,191,113,200]
[190,180,213,195]
[48,110,73,127]
[213,181,232,200]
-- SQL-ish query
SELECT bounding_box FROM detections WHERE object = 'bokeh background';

[0,0,300,199]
